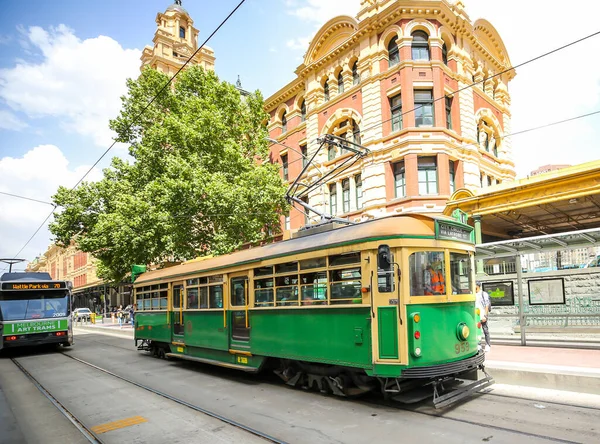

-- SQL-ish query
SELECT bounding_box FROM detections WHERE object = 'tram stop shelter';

[444,160,600,345]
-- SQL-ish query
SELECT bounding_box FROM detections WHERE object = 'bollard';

[91,313,96,324]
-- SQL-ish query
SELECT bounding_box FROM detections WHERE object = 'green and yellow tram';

[133,214,491,407]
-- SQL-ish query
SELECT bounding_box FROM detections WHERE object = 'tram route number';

[454,342,469,354]
[237,356,248,364]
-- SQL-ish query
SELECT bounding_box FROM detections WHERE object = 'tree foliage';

[50,67,288,282]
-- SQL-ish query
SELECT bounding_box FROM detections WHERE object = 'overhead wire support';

[1,0,248,272]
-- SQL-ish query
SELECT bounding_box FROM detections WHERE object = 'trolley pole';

[0,258,26,273]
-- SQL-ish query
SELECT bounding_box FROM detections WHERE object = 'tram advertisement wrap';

[3,319,68,335]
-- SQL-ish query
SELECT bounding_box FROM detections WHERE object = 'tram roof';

[135,214,450,285]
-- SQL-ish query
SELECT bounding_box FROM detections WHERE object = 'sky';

[1,0,599,271]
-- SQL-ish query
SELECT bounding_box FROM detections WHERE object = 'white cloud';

[0,109,27,131]
[0,25,141,147]
[0,145,102,268]
[287,0,361,25]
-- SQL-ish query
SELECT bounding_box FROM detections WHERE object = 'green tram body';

[134,214,492,407]
[0,272,73,350]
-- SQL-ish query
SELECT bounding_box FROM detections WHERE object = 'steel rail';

[10,358,104,444]
[60,353,287,444]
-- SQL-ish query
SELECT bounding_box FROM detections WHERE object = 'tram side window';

[409,251,446,296]
[276,274,299,306]
[254,277,274,306]
[450,252,473,294]
[377,245,395,293]
[300,271,327,305]
[330,267,362,304]
[185,275,223,309]
[135,284,167,310]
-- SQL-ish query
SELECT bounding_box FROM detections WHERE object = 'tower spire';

[175,0,182,5]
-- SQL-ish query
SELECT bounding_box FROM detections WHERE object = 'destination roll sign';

[2,282,67,291]
[436,221,473,242]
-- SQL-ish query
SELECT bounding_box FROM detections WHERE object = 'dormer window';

[180,26,186,38]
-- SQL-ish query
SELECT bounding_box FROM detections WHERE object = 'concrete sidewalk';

[485,345,600,395]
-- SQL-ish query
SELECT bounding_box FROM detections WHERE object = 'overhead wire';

[1,0,248,272]
[0,191,55,206]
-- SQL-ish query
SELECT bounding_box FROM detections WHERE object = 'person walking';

[117,305,124,329]
[129,305,135,327]
[476,282,492,352]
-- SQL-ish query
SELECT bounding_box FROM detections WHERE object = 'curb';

[74,326,134,339]
[485,360,600,395]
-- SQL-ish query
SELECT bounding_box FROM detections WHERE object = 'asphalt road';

[2,330,600,443]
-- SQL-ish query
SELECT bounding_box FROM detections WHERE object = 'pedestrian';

[475,282,492,352]
[117,305,123,328]
[129,305,135,327]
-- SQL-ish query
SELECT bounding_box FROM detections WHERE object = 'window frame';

[414,89,434,127]
[324,81,330,101]
[281,111,287,133]
[449,160,456,194]
[390,94,403,132]
[445,96,453,130]
[411,31,430,61]
[355,174,363,210]
[418,156,438,195]
[179,26,185,39]
[342,178,350,213]
[300,100,306,122]
[301,144,308,168]
[442,43,448,65]
[352,61,360,85]
[281,153,288,181]
[329,183,337,215]
[394,161,406,198]
[388,38,400,67]
[337,71,344,94]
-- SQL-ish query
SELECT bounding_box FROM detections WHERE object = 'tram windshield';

[0,291,69,321]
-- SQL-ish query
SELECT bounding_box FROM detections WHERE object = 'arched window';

[337,72,344,94]
[281,111,287,133]
[352,61,360,85]
[324,81,330,101]
[442,43,448,65]
[388,38,399,67]
[411,31,430,61]
[300,100,306,122]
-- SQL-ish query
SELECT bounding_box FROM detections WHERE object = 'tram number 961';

[455,342,470,354]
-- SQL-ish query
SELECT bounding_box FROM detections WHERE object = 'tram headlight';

[456,322,470,341]
[414,347,422,357]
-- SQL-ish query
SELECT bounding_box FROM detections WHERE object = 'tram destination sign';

[436,221,473,242]
[1,282,67,291]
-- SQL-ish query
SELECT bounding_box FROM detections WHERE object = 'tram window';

[275,275,299,306]
[300,257,326,270]
[254,266,273,277]
[187,278,199,286]
[300,271,327,304]
[254,278,274,306]
[377,245,395,293]
[187,288,199,309]
[330,267,362,304]
[199,287,208,308]
[199,277,208,284]
[152,298,160,309]
[209,285,223,308]
[173,287,181,309]
[329,252,361,267]
[144,299,151,310]
[450,253,473,294]
[275,262,298,274]
[409,251,446,296]
[160,297,168,309]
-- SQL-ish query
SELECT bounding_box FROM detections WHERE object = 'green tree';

[50,67,288,282]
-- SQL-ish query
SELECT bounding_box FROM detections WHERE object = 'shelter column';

[473,215,484,275]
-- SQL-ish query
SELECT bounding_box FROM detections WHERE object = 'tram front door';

[229,275,250,347]
[172,283,184,337]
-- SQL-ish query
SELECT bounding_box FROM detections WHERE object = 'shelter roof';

[445,160,600,239]
[476,227,600,259]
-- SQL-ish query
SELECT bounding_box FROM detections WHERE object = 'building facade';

[141,0,215,75]
[265,0,516,233]
[530,164,571,177]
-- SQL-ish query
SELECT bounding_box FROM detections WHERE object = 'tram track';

[10,357,104,444]
[59,352,287,444]
[66,335,598,443]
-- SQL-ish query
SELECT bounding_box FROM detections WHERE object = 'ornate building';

[141,0,215,74]
[266,0,516,233]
